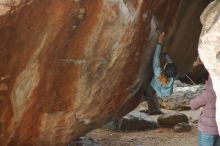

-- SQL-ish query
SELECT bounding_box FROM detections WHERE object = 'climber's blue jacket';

[150,44,174,98]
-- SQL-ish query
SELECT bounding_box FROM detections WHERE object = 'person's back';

[191,76,218,135]
[190,76,220,146]
[150,67,174,97]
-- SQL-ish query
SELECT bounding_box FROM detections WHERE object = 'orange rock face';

[0,0,210,145]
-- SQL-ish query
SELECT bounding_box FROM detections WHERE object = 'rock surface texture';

[160,80,204,111]
[0,0,211,145]
[198,0,220,133]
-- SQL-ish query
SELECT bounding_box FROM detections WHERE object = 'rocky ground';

[83,109,201,146]
[69,81,203,146]
[87,126,198,146]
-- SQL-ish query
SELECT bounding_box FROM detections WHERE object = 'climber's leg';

[144,86,163,115]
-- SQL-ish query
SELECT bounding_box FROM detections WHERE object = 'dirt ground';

[87,127,198,146]
[81,83,203,146]
[86,109,200,146]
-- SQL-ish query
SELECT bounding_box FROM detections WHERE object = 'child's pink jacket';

[190,76,219,135]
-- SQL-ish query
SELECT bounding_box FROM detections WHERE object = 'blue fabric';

[150,44,174,98]
[198,131,220,146]
[164,54,173,63]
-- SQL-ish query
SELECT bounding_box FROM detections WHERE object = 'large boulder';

[198,0,220,133]
[0,1,180,145]
[0,0,211,145]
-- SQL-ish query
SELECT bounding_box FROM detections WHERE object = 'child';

[145,32,177,115]
[190,76,220,146]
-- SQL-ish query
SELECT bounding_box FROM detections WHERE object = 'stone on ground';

[173,122,192,132]
[158,112,188,128]
[104,111,158,131]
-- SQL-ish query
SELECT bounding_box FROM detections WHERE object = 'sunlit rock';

[198,0,220,133]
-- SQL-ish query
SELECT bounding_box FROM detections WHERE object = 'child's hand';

[158,32,165,44]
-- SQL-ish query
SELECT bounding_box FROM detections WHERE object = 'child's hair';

[157,73,169,86]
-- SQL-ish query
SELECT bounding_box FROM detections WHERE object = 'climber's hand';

[158,32,165,44]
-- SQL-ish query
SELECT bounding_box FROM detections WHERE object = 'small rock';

[118,118,158,131]
[173,122,192,132]
[157,112,188,128]
[104,111,158,131]
[118,111,158,131]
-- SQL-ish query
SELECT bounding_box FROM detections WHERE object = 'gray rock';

[160,93,191,111]
[118,111,159,131]
[174,80,189,87]
[173,122,192,132]
[104,111,158,131]
[157,112,188,128]
[160,81,204,111]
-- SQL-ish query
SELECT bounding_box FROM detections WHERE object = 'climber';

[144,32,177,115]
